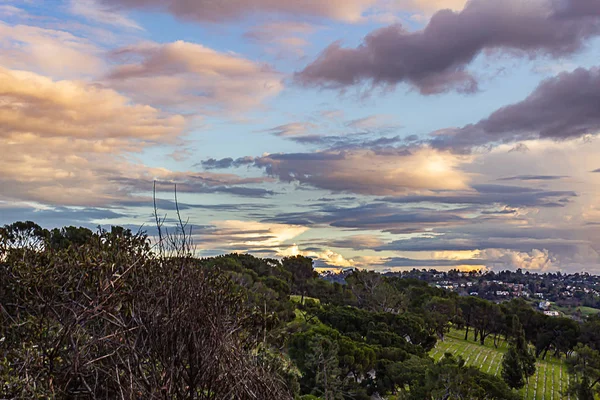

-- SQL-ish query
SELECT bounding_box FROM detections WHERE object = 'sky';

[2,0,600,273]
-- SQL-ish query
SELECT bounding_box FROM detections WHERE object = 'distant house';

[544,311,560,317]
[496,291,509,296]
[539,301,551,310]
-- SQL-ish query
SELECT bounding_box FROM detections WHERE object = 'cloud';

[245,22,317,56]
[253,147,471,195]
[0,21,103,78]
[327,234,386,250]
[199,220,308,249]
[0,66,184,141]
[481,248,557,272]
[383,184,577,208]
[69,0,142,30]
[399,0,467,14]
[98,0,378,22]
[375,222,597,256]
[199,157,255,170]
[430,67,600,149]
[296,0,600,94]
[592,168,600,173]
[0,65,184,205]
[262,122,318,137]
[0,205,126,227]
[265,203,474,234]
[0,5,28,18]
[107,40,283,113]
[0,66,272,206]
[497,175,568,181]
[365,248,556,271]
[278,244,356,268]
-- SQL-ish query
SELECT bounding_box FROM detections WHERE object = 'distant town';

[322,268,600,321]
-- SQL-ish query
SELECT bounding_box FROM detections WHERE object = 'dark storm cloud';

[296,0,600,94]
[430,67,600,149]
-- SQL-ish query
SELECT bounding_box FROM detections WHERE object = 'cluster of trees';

[2,221,600,399]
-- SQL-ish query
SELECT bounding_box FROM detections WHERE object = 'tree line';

[2,221,600,399]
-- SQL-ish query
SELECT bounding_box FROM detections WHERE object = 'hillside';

[431,330,570,400]
[3,221,600,399]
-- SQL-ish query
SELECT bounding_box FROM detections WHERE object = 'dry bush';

[0,224,292,399]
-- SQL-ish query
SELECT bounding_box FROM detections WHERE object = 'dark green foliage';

[502,347,525,389]
[375,353,518,400]
[502,316,536,389]
[282,255,318,302]
[566,344,600,399]
[535,317,580,359]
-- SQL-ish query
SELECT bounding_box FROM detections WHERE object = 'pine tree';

[306,335,342,400]
[502,346,525,389]
[501,316,536,389]
[513,316,536,383]
[576,376,595,400]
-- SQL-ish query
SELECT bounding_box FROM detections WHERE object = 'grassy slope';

[430,329,571,400]
[290,295,320,304]
[550,302,600,318]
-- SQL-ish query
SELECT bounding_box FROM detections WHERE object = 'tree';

[283,255,317,303]
[424,296,458,341]
[427,354,519,400]
[535,317,580,359]
[305,335,342,400]
[502,347,525,389]
[502,316,536,389]
[567,344,600,399]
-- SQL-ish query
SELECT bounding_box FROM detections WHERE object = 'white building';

[544,311,560,317]
[539,301,551,310]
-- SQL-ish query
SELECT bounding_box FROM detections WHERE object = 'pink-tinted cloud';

[0,22,103,78]
[107,40,283,113]
[296,0,600,94]
[245,21,318,56]
[0,66,268,206]
[0,67,184,141]
[99,0,378,22]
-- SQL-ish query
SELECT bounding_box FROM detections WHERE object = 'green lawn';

[430,329,571,400]
[550,302,600,318]
[290,295,320,304]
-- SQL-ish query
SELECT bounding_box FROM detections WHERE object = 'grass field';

[430,329,571,400]
[290,295,320,304]
[550,302,600,318]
